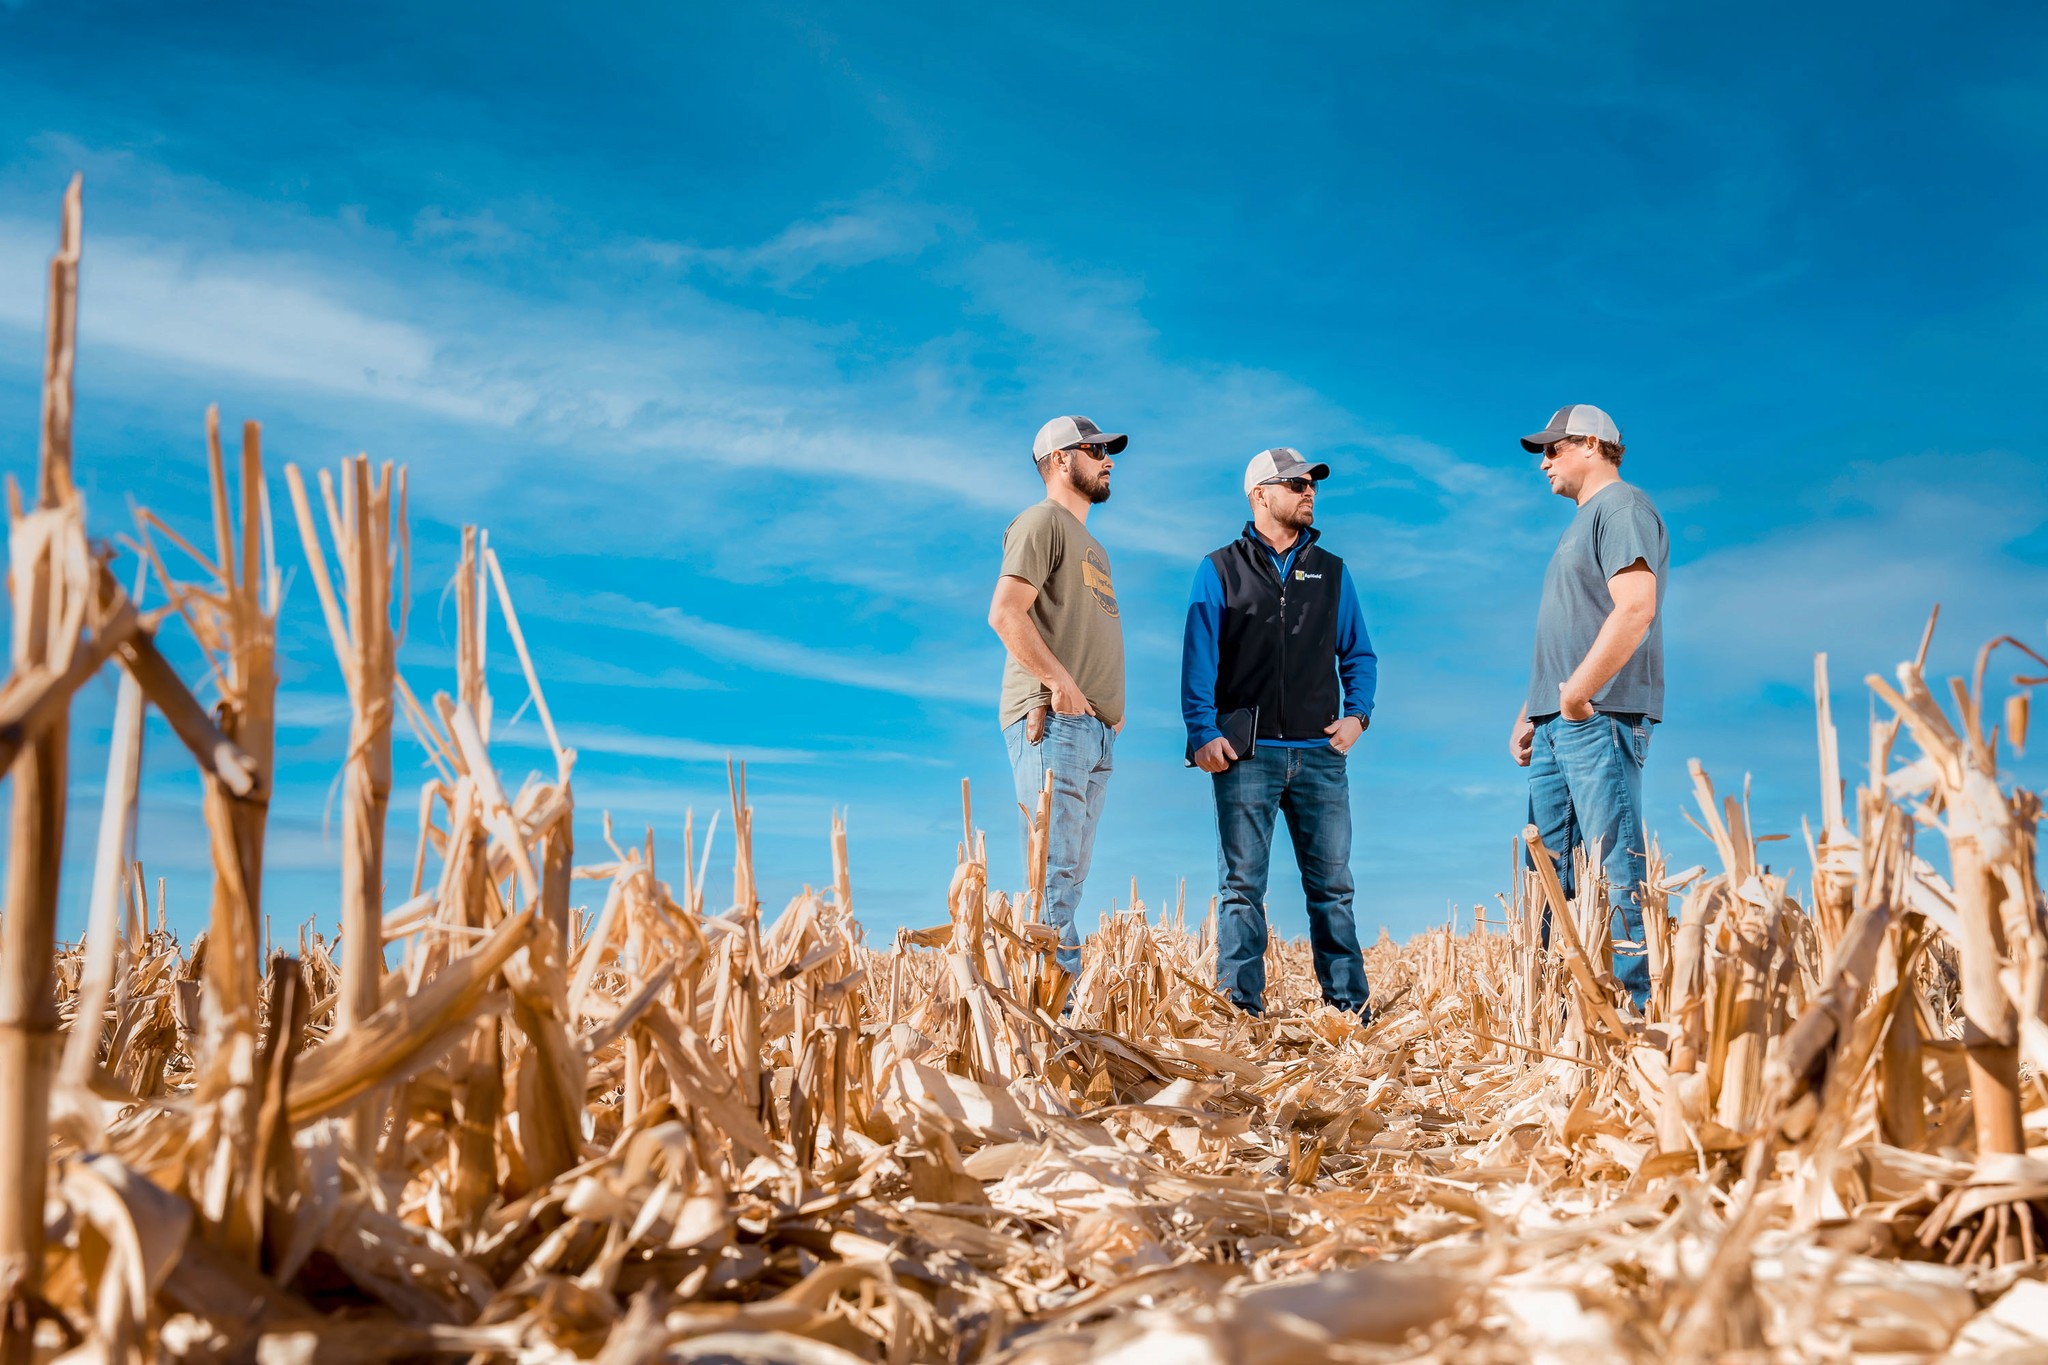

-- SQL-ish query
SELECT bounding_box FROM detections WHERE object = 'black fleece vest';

[1208,528,1345,741]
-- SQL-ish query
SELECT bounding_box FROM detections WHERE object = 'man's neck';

[1574,465,1623,506]
[1046,481,1092,524]
[1252,516,1300,554]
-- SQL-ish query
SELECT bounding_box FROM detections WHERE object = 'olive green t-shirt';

[997,500,1125,729]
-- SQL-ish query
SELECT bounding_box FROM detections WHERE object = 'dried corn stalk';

[286,453,406,1154]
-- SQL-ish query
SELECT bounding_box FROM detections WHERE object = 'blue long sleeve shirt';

[1181,536,1378,751]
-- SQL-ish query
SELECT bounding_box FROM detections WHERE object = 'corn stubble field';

[4,181,2048,1365]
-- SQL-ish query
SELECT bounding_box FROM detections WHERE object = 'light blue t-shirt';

[1526,481,1668,721]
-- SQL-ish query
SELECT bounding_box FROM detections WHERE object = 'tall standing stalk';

[482,545,572,946]
[449,527,504,1231]
[140,410,281,1263]
[56,665,145,1103]
[1869,629,2039,1163]
[0,174,84,1365]
[202,419,278,1268]
[56,561,150,1136]
[286,455,404,1154]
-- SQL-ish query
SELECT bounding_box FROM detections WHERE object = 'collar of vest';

[1238,521,1321,558]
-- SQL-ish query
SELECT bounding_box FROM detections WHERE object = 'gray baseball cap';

[1521,404,1621,453]
[1033,415,1128,461]
[1242,447,1330,495]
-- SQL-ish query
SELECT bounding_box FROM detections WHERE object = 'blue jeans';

[1212,744,1369,1014]
[1527,712,1655,1008]
[1005,712,1114,975]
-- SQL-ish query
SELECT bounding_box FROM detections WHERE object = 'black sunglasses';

[1260,477,1316,494]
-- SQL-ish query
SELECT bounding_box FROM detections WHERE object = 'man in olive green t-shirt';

[986,415,1128,980]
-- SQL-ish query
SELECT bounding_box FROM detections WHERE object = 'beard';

[1067,463,1112,505]
[1280,501,1314,531]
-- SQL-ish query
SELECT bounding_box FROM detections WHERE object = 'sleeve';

[1593,496,1666,581]
[1335,566,1378,721]
[998,505,1060,586]
[1181,558,1226,750]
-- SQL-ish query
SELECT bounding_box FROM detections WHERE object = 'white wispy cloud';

[639,202,956,288]
[525,655,727,693]
[0,217,523,425]
[0,204,1027,514]
[957,242,1156,353]
[499,719,820,766]
[510,580,992,706]
[274,693,355,730]
[412,205,532,258]
[1672,450,2048,693]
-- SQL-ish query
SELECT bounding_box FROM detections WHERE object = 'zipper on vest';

[1277,561,1288,734]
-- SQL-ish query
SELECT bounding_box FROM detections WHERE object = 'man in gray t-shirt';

[987,415,1128,988]
[1508,404,1667,1009]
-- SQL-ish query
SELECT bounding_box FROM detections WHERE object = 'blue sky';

[2,1,2045,946]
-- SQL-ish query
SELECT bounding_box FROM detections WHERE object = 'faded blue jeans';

[1527,711,1655,1009]
[1213,744,1370,1015]
[1005,712,1114,975]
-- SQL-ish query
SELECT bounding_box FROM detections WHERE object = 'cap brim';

[1306,461,1331,481]
[1099,433,1128,454]
[1520,431,1565,453]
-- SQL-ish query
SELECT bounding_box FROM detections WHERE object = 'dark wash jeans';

[1212,744,1370,1014]
[1526,711,1655,1008]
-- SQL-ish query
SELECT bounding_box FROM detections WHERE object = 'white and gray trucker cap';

[1242,447,1331,495]
[1520,404,1621,453]
[1033,415,1128,461]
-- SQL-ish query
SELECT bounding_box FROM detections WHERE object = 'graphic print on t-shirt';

[1082,546,1118,617]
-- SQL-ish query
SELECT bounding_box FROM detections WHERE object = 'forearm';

[1564,607,1654,702]
[990,608,1070,691]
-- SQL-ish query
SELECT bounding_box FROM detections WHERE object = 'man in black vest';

[1181,448,1379,1017]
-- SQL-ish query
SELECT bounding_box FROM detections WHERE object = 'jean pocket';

[1046,712,1098,751]
[1628,721,1652,765]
